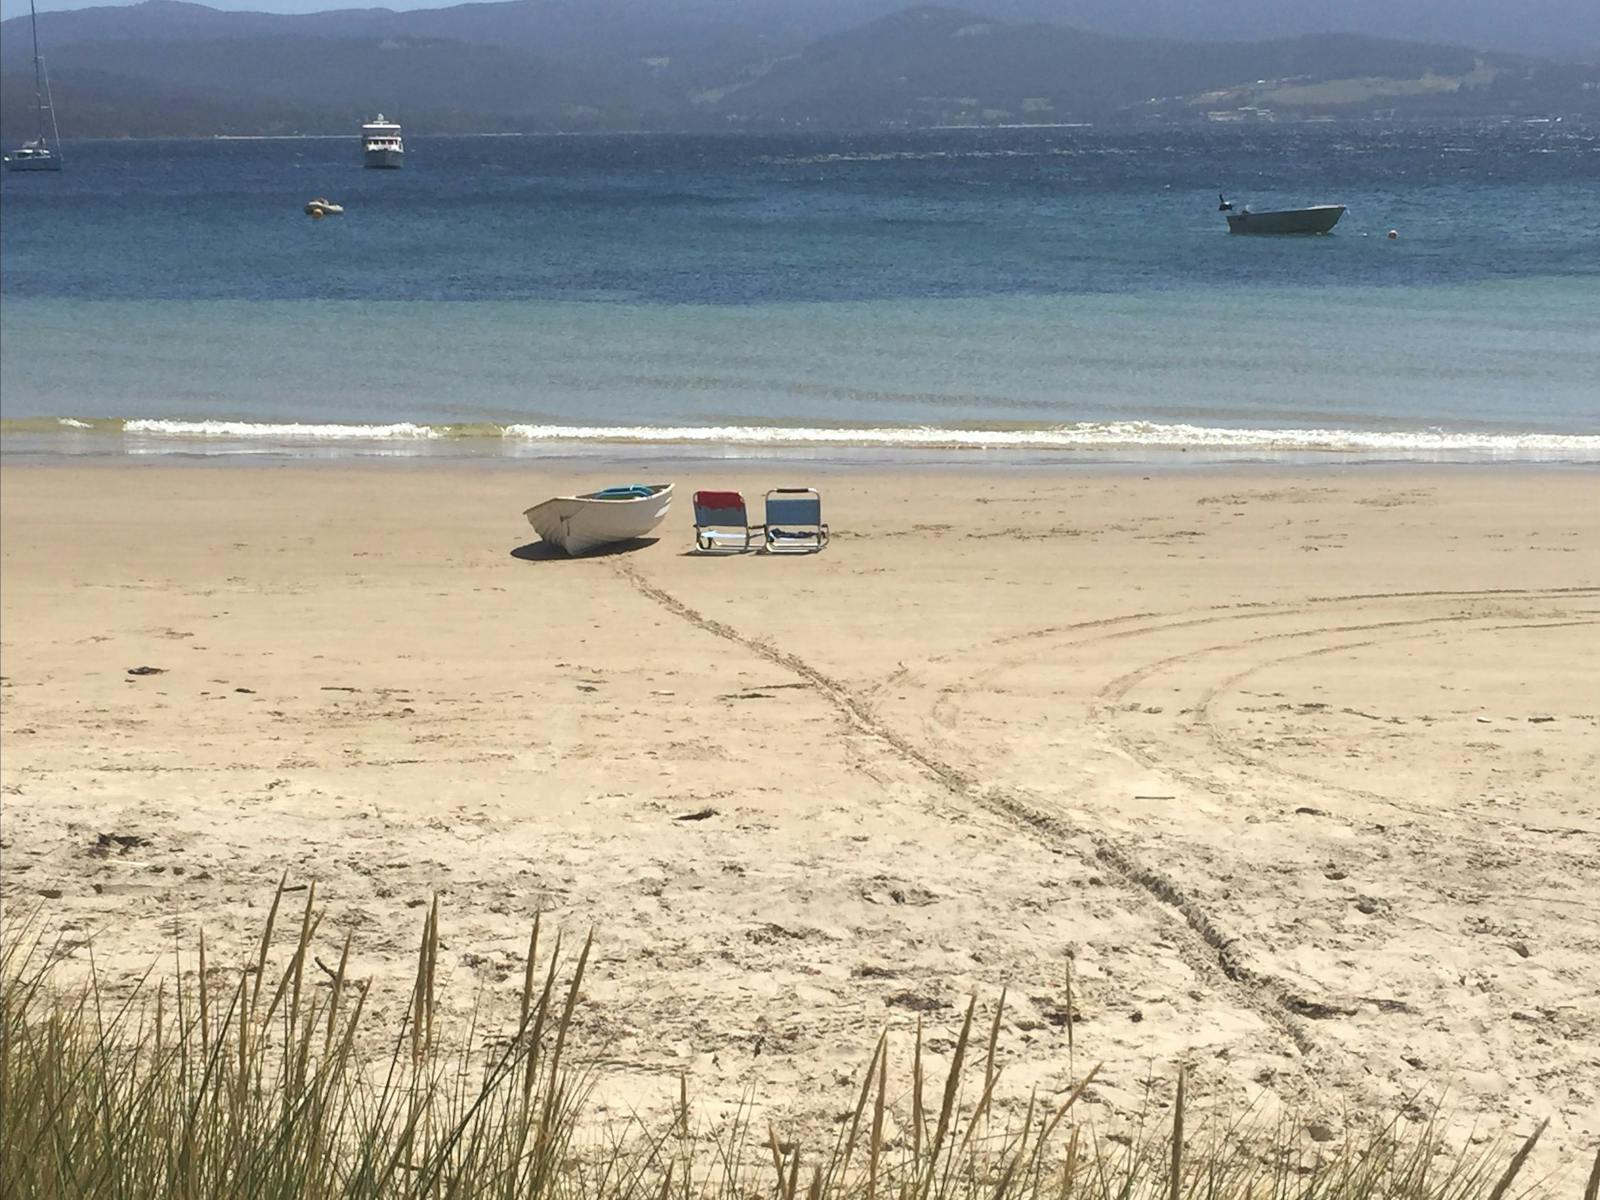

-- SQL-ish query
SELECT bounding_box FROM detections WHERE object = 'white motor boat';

[524,484,674,556]
[362,114,404,169]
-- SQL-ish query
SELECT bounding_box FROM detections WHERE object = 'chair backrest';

[694,490,748,527]
[765,489,821,527]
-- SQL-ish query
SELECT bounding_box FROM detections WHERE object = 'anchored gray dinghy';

[1219,196,1345,235]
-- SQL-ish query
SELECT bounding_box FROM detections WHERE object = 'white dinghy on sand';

[523,483,674,556]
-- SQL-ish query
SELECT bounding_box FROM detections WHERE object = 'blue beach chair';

[763,488,828,554]
[693,490,757,553]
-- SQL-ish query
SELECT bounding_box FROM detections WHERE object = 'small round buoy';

[1387,229,1398,240]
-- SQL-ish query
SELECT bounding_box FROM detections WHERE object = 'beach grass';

[0,878,1570,1200]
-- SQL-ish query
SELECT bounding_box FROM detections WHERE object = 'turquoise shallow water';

[2,124,1597,459]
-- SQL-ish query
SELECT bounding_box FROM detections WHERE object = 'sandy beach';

[1,459,1596,1174]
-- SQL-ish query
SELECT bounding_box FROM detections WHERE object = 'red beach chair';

[693,490,757,553]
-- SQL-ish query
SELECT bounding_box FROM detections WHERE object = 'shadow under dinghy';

[523,483,675,556]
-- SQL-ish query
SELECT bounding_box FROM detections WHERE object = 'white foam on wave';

[498,421,1600,454]
[78,418,1600,456]
[755,146,1083,166]
[123,419,443,440]
[57,418,94,429]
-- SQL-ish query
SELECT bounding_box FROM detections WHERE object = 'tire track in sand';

[612,561,1321,1056]
[915,589,1595,823]
[1186,617,1600,834]
[921,588,1597,742]
[1087,606,1600,827]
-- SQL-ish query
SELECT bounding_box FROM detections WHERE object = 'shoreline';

[7,445,1600,473]
[5,429,1598,470]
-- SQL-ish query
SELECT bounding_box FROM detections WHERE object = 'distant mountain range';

[4,0,1598,139]
[5,0,1599,62]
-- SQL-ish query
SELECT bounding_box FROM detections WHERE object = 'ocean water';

[2,123,1597,461]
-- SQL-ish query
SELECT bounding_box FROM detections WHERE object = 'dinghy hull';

[524,484,675,555]
[1226,205,1346,235]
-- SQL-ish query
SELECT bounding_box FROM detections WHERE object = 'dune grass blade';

[834,1029,887,1193]
[1061,1125,1080,1200]
[870,1035,888,1200]
[1486,1120,1547,1200]
[914,1017,926,1166]
[770,1122,787,1189]
[1168,1068,1184,1200]
[922,994,977,1200]
[1063,957,1075,1084]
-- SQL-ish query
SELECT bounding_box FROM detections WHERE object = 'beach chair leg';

[695,526,760,554]
[763,526,826,553]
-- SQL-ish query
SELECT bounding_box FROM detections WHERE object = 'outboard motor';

[1218,194,1234,212]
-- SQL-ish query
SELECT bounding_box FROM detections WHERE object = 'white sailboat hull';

[4,151,60,171]
[524,484,674,556]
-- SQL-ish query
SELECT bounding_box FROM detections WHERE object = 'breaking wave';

[9,416,1595,459]
[123,419,444,439]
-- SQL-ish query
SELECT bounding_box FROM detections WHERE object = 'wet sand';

[2,460,1596,1174]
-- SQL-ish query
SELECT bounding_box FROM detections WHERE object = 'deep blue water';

[2,122,1597,456]
[5,123,1599,303]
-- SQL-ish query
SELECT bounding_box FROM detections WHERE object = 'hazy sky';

[2,0,452,16]
[3,0,436,14]
[0,0,1445,22]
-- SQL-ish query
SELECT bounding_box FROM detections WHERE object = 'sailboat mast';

[29,0,47,144]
